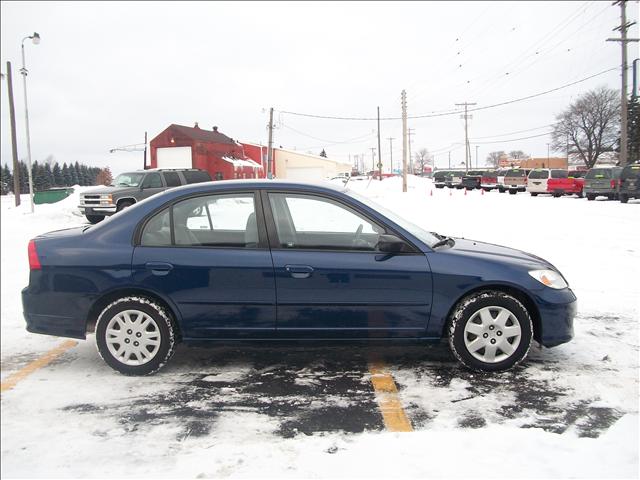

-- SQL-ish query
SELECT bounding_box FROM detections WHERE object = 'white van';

[527,169,567,196]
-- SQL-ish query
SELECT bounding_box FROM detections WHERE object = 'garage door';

[157,147,192,169]
[285,167,325,181]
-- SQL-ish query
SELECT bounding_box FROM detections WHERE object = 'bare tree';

[551,86,619,169]
[486,151,505,167]
[414,148,430,175]
[509,150,528,160]
[95,167,113,186]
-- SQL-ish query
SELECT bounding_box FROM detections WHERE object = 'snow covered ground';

[1,177,639,478]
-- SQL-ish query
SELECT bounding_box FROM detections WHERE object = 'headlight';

[99,194,113,205]
[528,269,568,289]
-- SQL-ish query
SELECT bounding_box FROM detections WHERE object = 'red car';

[547,170,586,197]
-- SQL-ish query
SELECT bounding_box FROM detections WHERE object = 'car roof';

[160,179,346,197]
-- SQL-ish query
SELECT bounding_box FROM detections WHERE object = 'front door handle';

[145,262,173,275]
[285,264,314,279]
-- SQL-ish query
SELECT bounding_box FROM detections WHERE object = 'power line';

[278,66,618,122]
[473,131,553,145]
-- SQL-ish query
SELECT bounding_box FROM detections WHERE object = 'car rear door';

[262,190,433,338]
[132,190,276,339]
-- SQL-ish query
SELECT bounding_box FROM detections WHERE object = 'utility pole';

[369,147,377,173]
[407,128,416,174]
[377,106,383,180]
[607,0,639,167]
[5,62,21,206]
[475,145,479,169]
[448,151,451,169]
[267,107,274,179]
[455,102,476,172]
[143,131,148,169]
[387,137,394,174]
[401,90,408,192]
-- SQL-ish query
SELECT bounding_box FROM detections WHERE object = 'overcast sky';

[1,1,637,174]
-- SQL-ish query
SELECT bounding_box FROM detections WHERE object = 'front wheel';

[448,291,533,372]
[530,193,538,197]
[96,296,177,375]
[86,215,104,224]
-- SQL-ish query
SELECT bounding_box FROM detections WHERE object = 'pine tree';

[62,163,71,186]
[43,163,53,190]
[19,161,29,193]
[1,164,12,195]
[69,163,79,185]
[628,95,640,164]
[52,163,63,187]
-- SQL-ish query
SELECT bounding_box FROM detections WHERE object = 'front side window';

[268,193,384,251]
[142,172,163,189]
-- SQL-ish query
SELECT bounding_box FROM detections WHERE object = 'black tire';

[86,215,104,224]
[577,191,584,198]
[448,291,533,372]
[620,194,629,204]
[117,200,135,212]
[553,193,561,198]
[509,190,517,195]
[530,193,538,197]
[499,188,505,193]
[587,194,595,201]
[95,296,177,375]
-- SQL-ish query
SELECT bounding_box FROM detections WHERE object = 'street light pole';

[475,145,479,168]
[20,32,40,213]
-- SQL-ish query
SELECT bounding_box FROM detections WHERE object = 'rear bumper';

[583,189,615,196]
[536,287,577,347]
[22,287,87,339]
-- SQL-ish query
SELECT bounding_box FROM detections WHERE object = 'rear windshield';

[621,165,640,180]
[585,168,612,179]
[433,172,448,180]
[183,170,212,184]
[466,171,484,176]
[505,169,526,177]
[550,170,568,179]
[529,170,549,179]
[568,171,585,178]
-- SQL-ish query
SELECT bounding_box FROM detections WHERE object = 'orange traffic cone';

[449,189,452,196]
[430,189,433,197]
[464,188,467,196]
[481,188,484,195]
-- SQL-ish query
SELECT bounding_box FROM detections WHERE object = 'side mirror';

[377,234,406,253]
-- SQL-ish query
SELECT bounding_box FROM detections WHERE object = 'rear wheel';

[448,291,533,372]
[620,194,629,204]
[509,190,517,195]
[530,193,538,197]
[86,215,104,224]
[96,296,177,375]
[587,194,595,201]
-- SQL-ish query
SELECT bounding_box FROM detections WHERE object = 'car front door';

[263,191,432,338]
[132,190,276,339]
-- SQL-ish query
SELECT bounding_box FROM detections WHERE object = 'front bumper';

[78,205,117,215]
[535,287,577,347]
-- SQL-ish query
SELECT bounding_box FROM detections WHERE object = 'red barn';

[149,123,263,180]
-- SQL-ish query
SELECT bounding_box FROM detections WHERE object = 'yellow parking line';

[1,340,78,394]
[368,359,413,432]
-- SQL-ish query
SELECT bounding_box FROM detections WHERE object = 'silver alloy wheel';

[105,309,161,366]
[463,306,522,364]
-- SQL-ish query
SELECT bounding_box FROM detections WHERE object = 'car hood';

[82,185,136,195]
[443,238,555,270]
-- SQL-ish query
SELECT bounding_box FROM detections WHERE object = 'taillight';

[28,239,41,270]
[610,179,617,188]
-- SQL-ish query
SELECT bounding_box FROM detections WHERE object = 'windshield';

[112,172,145,187]
[585,168,612,179]
[550,170,568,179]
[345,190,440,248]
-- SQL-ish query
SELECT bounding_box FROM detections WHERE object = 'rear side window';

[183,170,212,184]
[551,170,568,179]
[506,170,526,177]
[585,169,612,179]
[140,208,171,246]
[529,170,549,179]
[163,172,181,187]
[621,165,640,180]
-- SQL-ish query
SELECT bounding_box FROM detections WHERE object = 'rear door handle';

[285,264,314,279]
[145,262,173,275]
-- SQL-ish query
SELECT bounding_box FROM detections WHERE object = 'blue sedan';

[22,180,576,375]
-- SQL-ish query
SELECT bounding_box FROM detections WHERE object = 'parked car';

[445,171,464,189]
[619,163,640,203]
[433,170,450,189]
[583,167,622,201]
[480,171,498,191]
[503,168,529,194]
[527,169,568,196]
[496,168,511,193]
[547,170,586,198]
[23,180,576,375]
[462,170,484,190]
[79,168,211,224]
